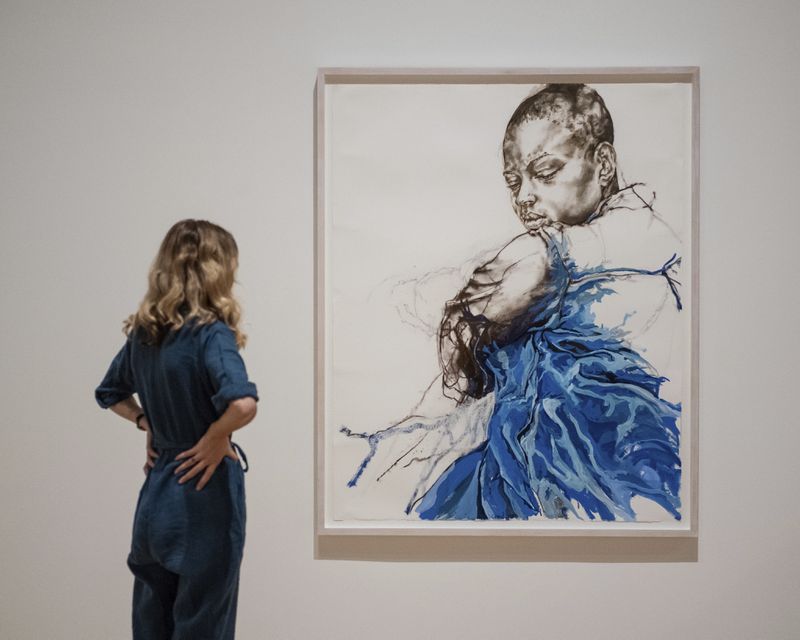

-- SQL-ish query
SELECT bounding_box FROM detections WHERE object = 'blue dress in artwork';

[413,232,682,521]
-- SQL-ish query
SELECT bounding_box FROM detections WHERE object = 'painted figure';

[344,84,683,522]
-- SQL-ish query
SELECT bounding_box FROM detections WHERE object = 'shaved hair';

[504,84,615,156]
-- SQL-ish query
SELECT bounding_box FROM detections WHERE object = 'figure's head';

[125,219,247,347]
[502,84,619,232]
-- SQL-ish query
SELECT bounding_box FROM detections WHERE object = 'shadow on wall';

[315,535,698,563]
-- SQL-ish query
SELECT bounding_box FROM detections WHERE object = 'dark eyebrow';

[523,152,550,167]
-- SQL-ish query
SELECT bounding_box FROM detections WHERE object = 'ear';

[593,142,617,187]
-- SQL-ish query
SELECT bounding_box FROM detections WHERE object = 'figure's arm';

[386,239,531,337]
[454,232,552,323]
[438,232,558,402]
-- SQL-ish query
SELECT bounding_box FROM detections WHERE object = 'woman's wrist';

[206,421,233,441]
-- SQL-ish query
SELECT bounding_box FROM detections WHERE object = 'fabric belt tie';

[230,441,249,473]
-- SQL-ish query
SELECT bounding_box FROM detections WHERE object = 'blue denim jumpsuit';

[95,318,258,640]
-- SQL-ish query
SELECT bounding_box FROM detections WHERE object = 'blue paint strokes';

[340,418,448,488]
[346,230,683,522]
[570,252,682,311]
[416,235,681,521]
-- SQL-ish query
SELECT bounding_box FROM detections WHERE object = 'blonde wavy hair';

[123,219,248,349]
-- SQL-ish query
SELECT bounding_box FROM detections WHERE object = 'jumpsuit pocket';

[225,457,247,552]
[128,476,151,564]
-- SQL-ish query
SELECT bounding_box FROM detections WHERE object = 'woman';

[95,219,258,639]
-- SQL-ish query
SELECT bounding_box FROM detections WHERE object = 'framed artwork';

[315,68,699,536]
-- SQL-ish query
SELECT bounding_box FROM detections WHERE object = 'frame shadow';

[315,534,697,563]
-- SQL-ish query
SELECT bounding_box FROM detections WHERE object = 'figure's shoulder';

[562,188,681,274]
[478,232,547,266]
[596,207,677,242]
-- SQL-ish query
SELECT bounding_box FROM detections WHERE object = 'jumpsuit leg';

[171,555,243,640]
[127,558,179,639]
[169,447,246,639]
[128,442,247,639]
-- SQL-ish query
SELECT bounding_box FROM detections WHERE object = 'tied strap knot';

[231,441,249,473]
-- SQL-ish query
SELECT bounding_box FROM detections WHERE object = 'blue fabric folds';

[415,239,682,522]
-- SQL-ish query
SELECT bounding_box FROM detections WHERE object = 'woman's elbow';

[230,396,258,421]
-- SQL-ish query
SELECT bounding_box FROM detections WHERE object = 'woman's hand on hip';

[173,432,239,491]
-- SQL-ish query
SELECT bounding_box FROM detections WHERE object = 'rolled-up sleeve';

[203,324,259,415]
[95,337,136,409]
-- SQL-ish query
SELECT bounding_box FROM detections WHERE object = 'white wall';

[1,1,798,638]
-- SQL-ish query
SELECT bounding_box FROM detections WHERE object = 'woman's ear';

[594,142,617,188]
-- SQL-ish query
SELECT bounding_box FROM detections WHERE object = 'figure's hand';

[173,431,239,491]
[141,418,158,476]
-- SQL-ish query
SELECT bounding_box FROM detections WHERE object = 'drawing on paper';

[326,80,692,525]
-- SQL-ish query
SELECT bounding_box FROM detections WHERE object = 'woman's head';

[124,219,248,348]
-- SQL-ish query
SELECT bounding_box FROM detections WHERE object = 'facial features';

[502,118,613,232]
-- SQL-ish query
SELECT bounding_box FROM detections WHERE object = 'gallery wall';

[1,1,798,638]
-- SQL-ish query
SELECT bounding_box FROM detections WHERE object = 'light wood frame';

[314,67,699,539]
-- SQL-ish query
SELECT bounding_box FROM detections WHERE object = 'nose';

[515,176,538,208]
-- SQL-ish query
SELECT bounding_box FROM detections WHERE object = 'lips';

[519,211,548,228]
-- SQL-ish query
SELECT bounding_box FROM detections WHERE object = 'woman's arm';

[107,395,160,475]
[107,395,144,427]
[206,397,258,439]
[173,323,260,490]
[173,396,257,490]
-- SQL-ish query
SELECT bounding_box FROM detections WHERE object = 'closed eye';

[534,167,561,182]
[530,159,565,182]
[503,173,521,190]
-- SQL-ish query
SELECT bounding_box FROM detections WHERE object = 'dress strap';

[658,254,683,311]
[568,253,683,311]
[230,440,249,473]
